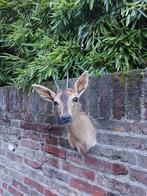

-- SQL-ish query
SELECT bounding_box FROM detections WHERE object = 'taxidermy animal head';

[32,71,96,153]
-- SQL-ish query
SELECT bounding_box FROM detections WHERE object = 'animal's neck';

[67,103,87,129]
[65,102,96,154]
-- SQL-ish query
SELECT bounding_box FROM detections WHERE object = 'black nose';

[61,115,72,123]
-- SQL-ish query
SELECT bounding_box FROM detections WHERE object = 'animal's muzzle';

[61,114,72,124]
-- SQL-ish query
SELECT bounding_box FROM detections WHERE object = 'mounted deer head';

[32,71,96,153]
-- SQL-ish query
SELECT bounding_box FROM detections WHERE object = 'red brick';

[7,151,22,163]
[85,156,128,175]
[66,151,83,164]
[112,163,128,175]
[45,189,56,196]
[63,162,95,181]
[24,177,44,193]
[47,158,60,168]
[130,168,147,185]
[24,158,42,169]
[71,178,105,196]
[48,126,63,136]
[21,139,40,149]
[46,136,59,145]
[20,122,50,132]
[41,144,65,158]
[2,182,8,189]
[12,179,29,193]
[8,186,23,196]
[0,188,4,196]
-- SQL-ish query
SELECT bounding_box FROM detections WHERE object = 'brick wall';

[0,70,147,196]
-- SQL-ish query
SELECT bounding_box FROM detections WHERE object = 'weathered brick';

[126,70,142,120]
[24,158,42,169]
[0,149,6,156]
[1,87,10,111]
[85,156,128,175]
[112,73,125,119]
[94,145,137,165]
[22,129,46,142]
[48,126,63,136]
[97,132,147,151]
[63,162,95,181]
[8,186,23,196]
[132,121,147,135]
[50,180,76,196]
[9,87,18,112]
[0,187,4,196]
[8,169,24,182]
[99,75,112,119]
[46,136,59,146]
[142,76,147,120]
[0,164,8,175]
[59,137,71,148]
[97,172,146,196]
[41,144,65,159]
[71,178,106,196]
[45,189,56,196]
[2,182,8,190]
[46,157,60,168]
[0,118,10,126]
[27,90,53,115]
[21,139,40,150]
[66,151,83,164]
[0,87,4,111]
[137,154,147,169]
[24,177,44,193]
[43,165,69,183]
[28,190,40,196]
[11,119,20,128]
[20,122,50,132]
[7,152,22,163]
[87,76,100,118]
[0,70,147,196]
[96,119,131,132]
[130,168,147,186]
[12,179,29,193]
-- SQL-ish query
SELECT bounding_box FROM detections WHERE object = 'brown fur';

[32,71,97,154]
[66,103,96,153]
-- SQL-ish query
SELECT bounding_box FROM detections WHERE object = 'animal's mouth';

[61,118,72,124]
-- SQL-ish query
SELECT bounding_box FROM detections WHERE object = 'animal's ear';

[32,84,55,102]
[74,71,89,97]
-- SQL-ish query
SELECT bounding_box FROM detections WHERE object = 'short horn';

[66,70,69,89]
[52,74,60,91]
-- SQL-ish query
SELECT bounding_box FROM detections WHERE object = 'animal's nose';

[61,114,72,123]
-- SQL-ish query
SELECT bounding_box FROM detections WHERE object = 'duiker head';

[32,71,89,124]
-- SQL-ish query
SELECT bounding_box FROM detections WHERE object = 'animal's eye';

[54,101,58,105]
[72,97,78,103]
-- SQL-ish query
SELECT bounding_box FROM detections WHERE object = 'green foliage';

[0,0,147,88]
